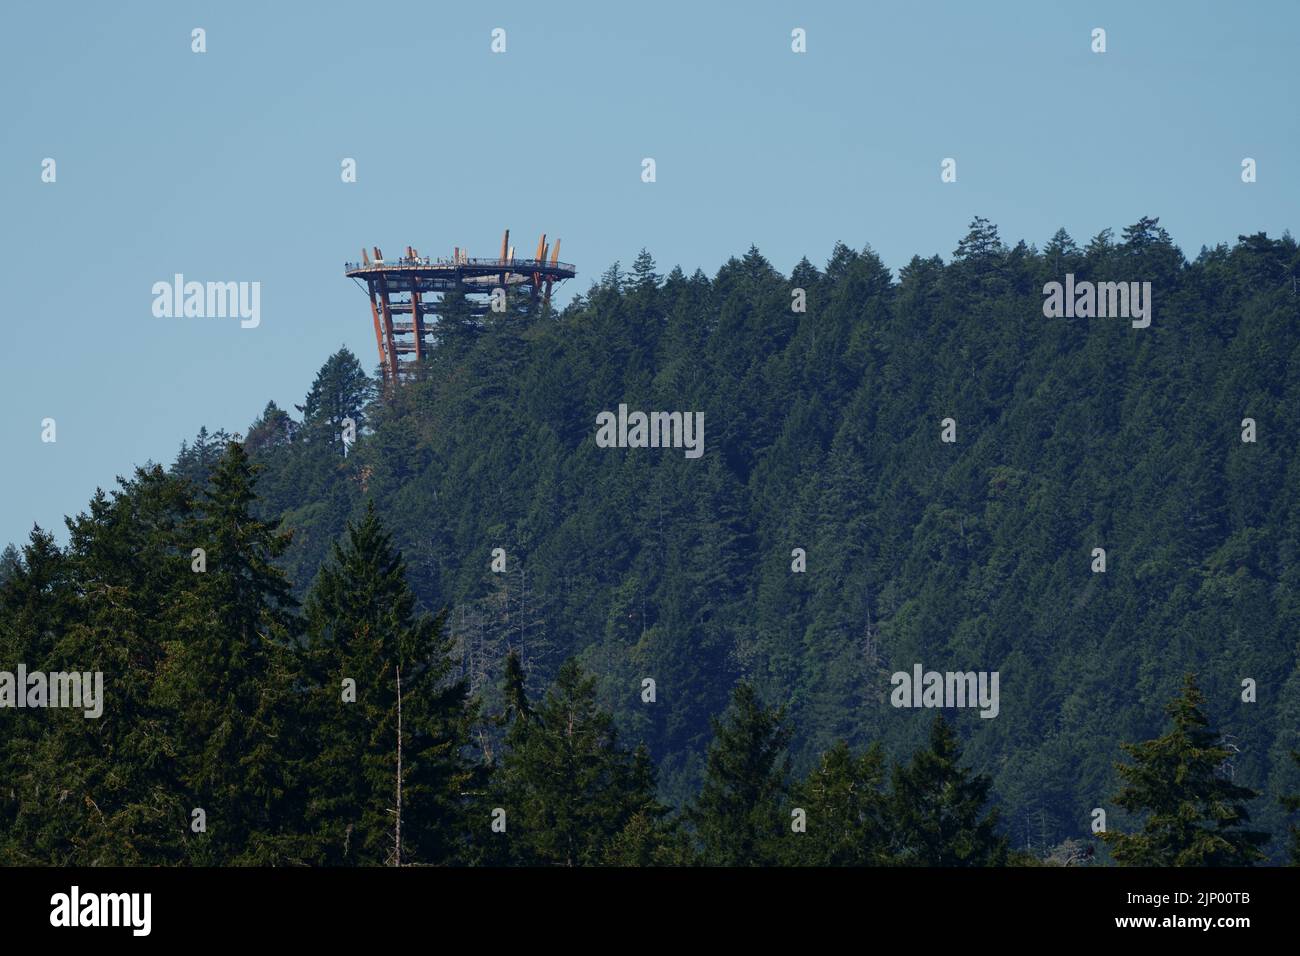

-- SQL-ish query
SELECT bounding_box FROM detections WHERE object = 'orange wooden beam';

[366,281,388,384]
[377,275,398,381]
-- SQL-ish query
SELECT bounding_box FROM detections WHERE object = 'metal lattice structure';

[345,228,576,384]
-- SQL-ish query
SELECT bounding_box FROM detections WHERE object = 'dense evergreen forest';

[3,217,1300,865]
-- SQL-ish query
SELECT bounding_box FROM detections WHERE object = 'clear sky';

[2,0,1297,548]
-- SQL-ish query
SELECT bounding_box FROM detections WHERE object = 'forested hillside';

[5,217,1300,863]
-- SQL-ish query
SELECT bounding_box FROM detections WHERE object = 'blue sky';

[2,0,1297,548]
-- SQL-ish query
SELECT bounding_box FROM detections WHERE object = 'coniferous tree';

[2,471,199,865]
[302,501,477,865]
[171,425,234,487]
[689,683,792,866]
[245,401,295,456]
[1282,751,1300,865]
[1102,675,1268,866]
[888,715,1008,866]
[786,741,892,866]
[297,347,374,454]
[48,468,196,864]
[0,528,76,863]
[435,282,480,354]
[495,656,665,865]
[154,442,305,865]
[498,647,531,728]
[0,543,20,588]
[601,742,690,866]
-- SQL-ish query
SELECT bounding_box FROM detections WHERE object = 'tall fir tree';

[0,528,76,863]
[888,715,1008,866]
[1102,675,1268,866]
[689,683,792,866]
[46,468,196,864]
[297,347,374,453]
[786,741,892,866]
[302,501,478,865]
[154,441,305,865]
[495,656,666,865]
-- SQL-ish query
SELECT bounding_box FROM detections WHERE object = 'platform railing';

[345,256,576,274]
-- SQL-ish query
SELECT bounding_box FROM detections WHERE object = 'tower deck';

[346,229,575,385]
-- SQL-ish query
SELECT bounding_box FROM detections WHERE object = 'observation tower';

[345,228,575,384]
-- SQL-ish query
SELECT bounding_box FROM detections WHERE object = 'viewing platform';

[347,228,575,385]
[346,256,576,280]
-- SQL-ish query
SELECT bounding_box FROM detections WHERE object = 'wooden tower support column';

[374,247,399,382]
[360,247,390,384]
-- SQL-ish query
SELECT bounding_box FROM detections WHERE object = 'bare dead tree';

[450,558,555,699]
